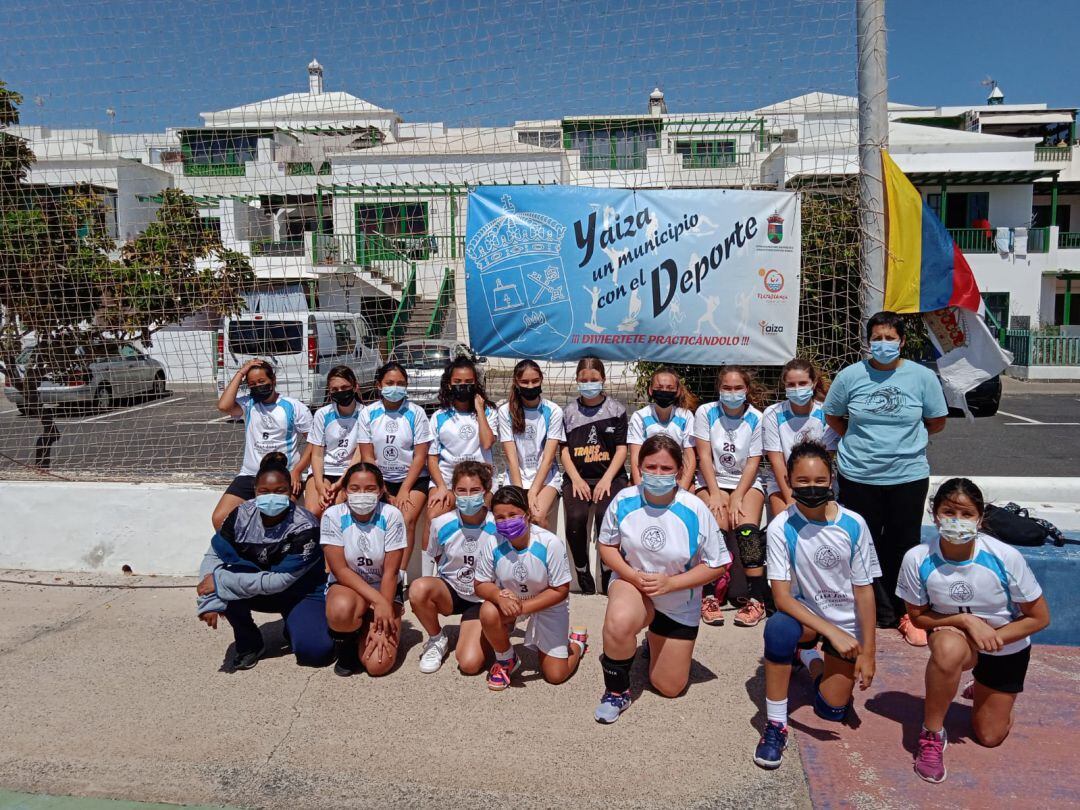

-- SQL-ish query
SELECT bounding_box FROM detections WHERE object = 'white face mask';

[937,516,979,545]
[347,492,380,514]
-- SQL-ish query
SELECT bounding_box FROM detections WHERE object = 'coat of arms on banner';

[767,212,784,244]
[465,195,573,357]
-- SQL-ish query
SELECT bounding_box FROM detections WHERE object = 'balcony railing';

[182,161,246,177]
[679,152,752,169]
[1034,145,1073,162]
[1059,231,1080,249]
[313,233,462,265]
[284,161,331,176]
[947,227,1049,254]
[250,238,306,257]
[580,154,648,171]
[1005,330,1080,366]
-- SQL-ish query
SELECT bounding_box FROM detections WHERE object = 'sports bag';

[980,503,1050,547]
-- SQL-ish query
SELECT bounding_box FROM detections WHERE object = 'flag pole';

[857,0,889,342]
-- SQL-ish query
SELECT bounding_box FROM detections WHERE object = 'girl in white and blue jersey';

[351,361,432,570]
[473,486,588,691]
[304,366,362,518]
[753,441,878,771]
[627,366,697,491]
[593,435,729,725]
[897,478,1049,785]
[428,357,496,521]
[694,365,768,628]
[212,359,313,530]
[321,463,407,679]
[408,460,498,676]
[762,358,839,516]
[497,360,565,530]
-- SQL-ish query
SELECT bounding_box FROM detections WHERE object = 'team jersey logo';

[950,581,974,603]
[524,424,537,441]
[259,412,278,431]
[383,445,400,462]
[383,417,400,434]
[462,536,478,552]
[586,426,599,445]
[719,452,738,471]
[512,561,529,583]
[641,526,667,552]
[814,545,841,569]
[457,566,474,584]
[459,424,477,441]
[354,535,370,556]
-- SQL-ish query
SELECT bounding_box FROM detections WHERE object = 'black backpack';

[980,502,1063,547]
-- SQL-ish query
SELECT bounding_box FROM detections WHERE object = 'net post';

[857,0,888,340]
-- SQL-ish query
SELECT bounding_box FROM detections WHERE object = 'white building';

[8,65,1078,380]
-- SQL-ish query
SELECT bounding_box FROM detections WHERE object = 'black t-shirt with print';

[562,396,628,482]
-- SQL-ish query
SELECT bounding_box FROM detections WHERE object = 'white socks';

[799,648,824,670]
[766,698,788,727]
[495,647,514,663]
[428,630,445,644]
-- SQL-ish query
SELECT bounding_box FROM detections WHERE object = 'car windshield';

[227,320,304,356]
[390,344,455,369]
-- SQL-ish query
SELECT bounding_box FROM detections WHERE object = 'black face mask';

[515,385,542,402]
[249,383,273,402]
[650,389,678,408]
[330,389,356,407]
[791,485,834,509]
[450,383,476,402]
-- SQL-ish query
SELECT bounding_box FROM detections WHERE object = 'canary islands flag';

[882,151,984,314]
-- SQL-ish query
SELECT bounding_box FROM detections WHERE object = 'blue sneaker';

[640,636,650,660]
[594,690,632,724]
[753,721,788,769]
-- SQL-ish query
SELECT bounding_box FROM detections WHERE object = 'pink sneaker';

[899,614,928,647]
[914,727,947,783]
[701,595,725,626]
[734,599,766,628]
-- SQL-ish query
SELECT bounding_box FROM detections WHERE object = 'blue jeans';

[223,573,333,667]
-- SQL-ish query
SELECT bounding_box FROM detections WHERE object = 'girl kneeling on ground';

[409,460,498,675]
[196,452,333,670]
[754,441,878,770]
[321,462,407,678]
[594,434,730,724]
[897,477,1050,784]
[473,485,588,691]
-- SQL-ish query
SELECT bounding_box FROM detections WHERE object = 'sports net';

[0,0,863,483]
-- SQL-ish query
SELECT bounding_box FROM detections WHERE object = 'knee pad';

[813,675,850,723]
[600,653,634,693]
[733,523,766,568]
[763,611,803,664]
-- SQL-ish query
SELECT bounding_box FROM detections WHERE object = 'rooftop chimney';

[648,87,667,116]
[308,59,324,95]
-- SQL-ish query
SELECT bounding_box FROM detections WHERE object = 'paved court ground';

[0,573,1075,810]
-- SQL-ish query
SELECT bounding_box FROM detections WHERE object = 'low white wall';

[1007,364,1080,381]
[1,477,1077,577]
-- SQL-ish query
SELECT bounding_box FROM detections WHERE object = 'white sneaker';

[419,634,448,674]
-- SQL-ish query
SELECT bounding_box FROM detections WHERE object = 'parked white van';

[217,312,383,407]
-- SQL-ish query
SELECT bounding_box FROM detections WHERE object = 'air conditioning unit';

[780,129,799,143]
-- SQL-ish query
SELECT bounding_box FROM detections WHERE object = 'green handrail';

[426,267,455,339]
[385,263,418,356]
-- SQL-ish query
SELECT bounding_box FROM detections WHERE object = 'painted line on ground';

[1004,421,1080,426]
[997,409,1042,424]
[69,396,187,425]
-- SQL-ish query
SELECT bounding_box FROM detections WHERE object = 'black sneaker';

[334,640,362,677]
[230,644,264,671]
[576,567,596,596]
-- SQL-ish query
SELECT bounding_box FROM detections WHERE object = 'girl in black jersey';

[560,357,628,595]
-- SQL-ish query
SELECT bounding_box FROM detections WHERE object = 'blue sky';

[0,0,1075,132]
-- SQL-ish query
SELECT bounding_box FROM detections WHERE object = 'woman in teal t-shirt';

[823,311,948,643]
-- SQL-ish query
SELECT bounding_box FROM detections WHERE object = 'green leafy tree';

[0,80,252,469]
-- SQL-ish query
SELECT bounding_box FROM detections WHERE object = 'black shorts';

[649,610,699,641]
[445,581,482,621]
[973,646,1031,694]
[385,478,431,497]
[224,475,256,500]
[798,634,850,662]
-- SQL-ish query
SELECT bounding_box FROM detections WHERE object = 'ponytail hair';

[508,359,543,435]
[650,366,698,412]
[255,451,290,484]
[781,357,830,401]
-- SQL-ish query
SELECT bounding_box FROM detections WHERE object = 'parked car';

[3,342,167,414]
[386,339,486,408]
[217,311,383,408]
[918,357,1002,418]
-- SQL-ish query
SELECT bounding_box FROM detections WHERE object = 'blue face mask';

[870,339,901,364]
[785,386,814,406]
[381,385,407,402]
[578,381,604,399]
[642,472,677,496]
[720,391,746,409]
[456,493,486,516]
[254,493,291,517]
